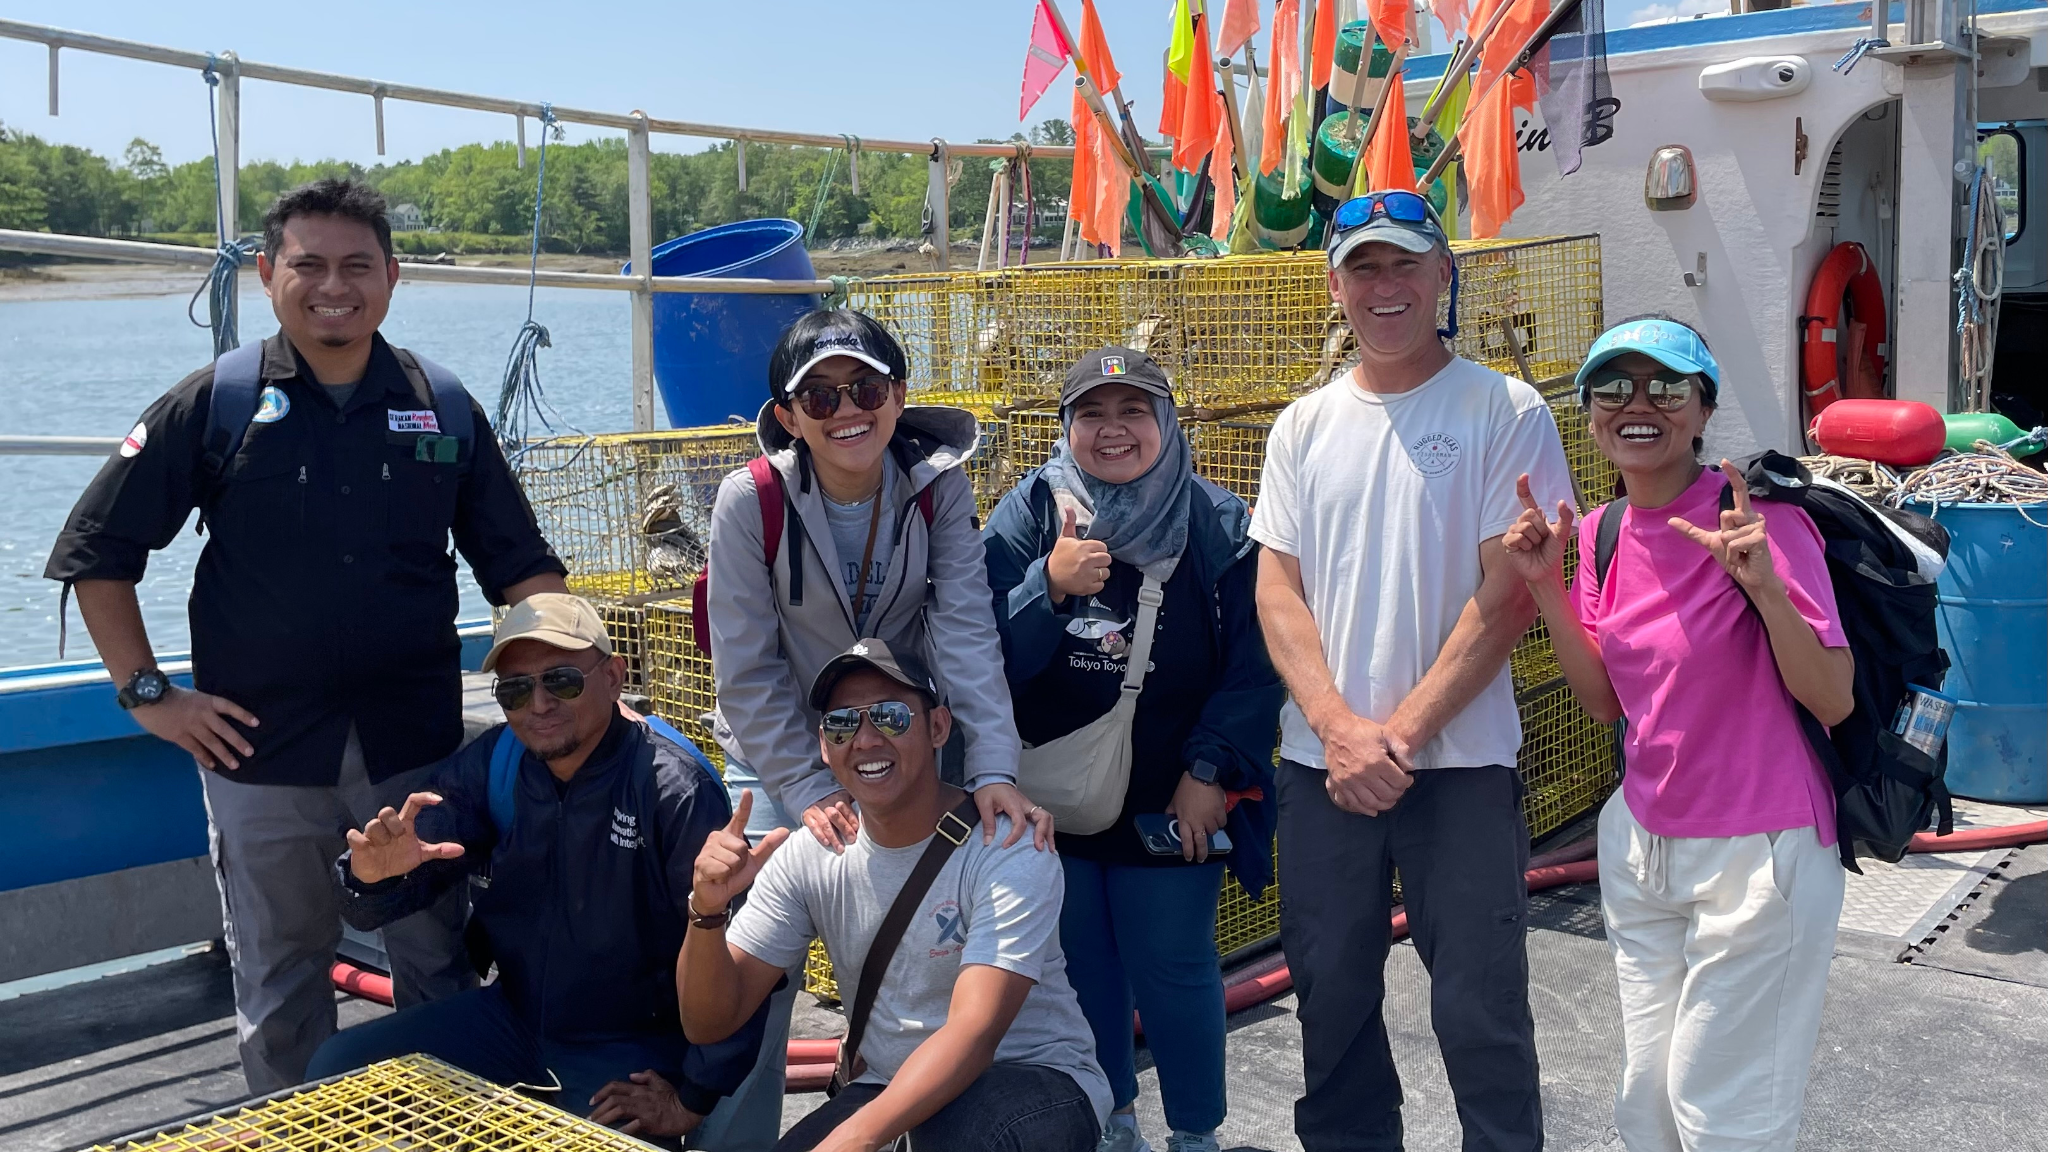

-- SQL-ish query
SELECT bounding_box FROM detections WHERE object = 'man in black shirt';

[45,178,569,1092]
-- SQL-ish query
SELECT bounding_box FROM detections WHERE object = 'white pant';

[1598,794,1844,1152]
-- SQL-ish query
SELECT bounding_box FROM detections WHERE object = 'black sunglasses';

[492,664,592,712]
[819,700,917,745]
[793,374,896,421]
[1584,367,1698,411]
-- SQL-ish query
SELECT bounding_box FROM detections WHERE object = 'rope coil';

[494,103,589,472]
[191,54,255,358]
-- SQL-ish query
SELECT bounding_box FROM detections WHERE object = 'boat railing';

[0,16,1131,434]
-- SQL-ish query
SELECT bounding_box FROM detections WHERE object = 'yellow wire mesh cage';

[90,1055,653,1152]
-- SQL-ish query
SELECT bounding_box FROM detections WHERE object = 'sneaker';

[1165,1132,1220,1152]
[1096,1115,1153,1152]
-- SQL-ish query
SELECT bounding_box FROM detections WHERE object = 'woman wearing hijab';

[983,347,1283,1152]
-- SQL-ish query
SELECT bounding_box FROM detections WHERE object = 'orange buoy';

[1800,242,1889,420]
[1808,398,1947,466]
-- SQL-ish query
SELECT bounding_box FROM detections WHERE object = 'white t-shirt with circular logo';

[1250,356,1575,771]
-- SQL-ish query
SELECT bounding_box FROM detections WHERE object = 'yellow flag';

[1167,0,1195,82]
[1429,69,1469,240]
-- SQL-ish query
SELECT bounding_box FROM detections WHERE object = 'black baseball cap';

[1060,346,1174,408]
[809,639,941,710]
[769,309,909,401]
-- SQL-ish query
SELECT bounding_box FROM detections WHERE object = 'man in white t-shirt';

[1250,192,1574,1152]
[677,639,1109,1152]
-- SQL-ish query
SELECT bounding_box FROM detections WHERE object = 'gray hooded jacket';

[706,402,1021,817]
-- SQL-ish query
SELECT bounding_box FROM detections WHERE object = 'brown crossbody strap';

[831,793,982,1096]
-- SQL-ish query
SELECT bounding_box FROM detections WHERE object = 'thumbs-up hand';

[690,791,790,917]
[347,793,465,885]
[1046,506,1114,605]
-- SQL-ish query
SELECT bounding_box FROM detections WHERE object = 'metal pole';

[627,114,657,431]
[217,53,240,245]
[516,113,526,169]
[0,436,121,456]
[927,141,952,271]
[46,44,58,114]
[373,89,387,155]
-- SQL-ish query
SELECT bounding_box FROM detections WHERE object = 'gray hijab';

[1038,393,1192,582]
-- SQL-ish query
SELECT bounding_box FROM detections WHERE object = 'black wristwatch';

[1187,759,1223,787]
[117,668,171,710]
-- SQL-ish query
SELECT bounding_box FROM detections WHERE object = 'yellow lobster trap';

[522,236,1615,998]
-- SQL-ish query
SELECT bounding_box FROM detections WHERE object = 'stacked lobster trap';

[520,235,1613,983]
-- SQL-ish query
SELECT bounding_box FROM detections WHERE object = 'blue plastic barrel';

[1914,501,2047,802]
[625,219,819,427]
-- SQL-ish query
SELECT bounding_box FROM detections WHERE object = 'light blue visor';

[1574,319,1721,403]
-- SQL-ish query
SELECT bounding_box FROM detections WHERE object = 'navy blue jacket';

[983,471,1283,897]
[335,713,766,1114]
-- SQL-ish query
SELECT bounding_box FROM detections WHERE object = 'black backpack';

[1594,450,1954,872]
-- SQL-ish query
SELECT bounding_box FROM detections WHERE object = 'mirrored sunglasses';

[1332,190,1435,232]
[1585,368,1697,411]
[819,700,917,745]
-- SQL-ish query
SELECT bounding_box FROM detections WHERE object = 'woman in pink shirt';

[1503,316,1854,1152]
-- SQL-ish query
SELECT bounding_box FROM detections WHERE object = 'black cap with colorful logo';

[1060,345,1174,408]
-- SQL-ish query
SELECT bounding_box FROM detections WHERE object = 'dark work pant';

[1277,760,1542,1152]
[774,1063,1100,1152]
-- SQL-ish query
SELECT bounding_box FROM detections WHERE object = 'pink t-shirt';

[1572,468,1847,843]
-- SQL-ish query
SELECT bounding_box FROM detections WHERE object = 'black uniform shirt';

[45,331,567,786]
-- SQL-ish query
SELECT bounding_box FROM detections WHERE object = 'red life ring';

[1799,241,1888,420]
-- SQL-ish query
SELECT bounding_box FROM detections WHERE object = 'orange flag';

[1465,71,1532,238]
[1216,0,1261,57]
[1363,81,1418,194]
[1069,86,1097,238]
[1208,103,1238,236]
[1310,0,1337,91]
[1472,0,1546,98]
[1367,0,1412,49]
[1077,0,1120,91]
[1175,8,1222,172]
[1260,0,1300,174]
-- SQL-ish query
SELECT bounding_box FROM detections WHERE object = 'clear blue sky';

[0,0,1668,168]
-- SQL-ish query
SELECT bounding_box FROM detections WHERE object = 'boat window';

[1977,127,2022,245]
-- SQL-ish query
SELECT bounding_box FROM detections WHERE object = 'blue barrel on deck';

[626,219,820,427]
[1914,501,2048,802]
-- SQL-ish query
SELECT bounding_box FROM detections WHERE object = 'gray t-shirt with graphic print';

[821,471,896,635]
[726,814,1110,1123]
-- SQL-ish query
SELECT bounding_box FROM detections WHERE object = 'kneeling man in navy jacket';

[309,593,769,1141]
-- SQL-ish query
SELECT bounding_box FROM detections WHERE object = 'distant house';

[388,203,427,232]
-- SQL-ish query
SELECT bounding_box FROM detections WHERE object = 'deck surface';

[3,839,2041,1152]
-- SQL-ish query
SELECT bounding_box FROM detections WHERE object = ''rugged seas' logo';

[1409,433,1463,478]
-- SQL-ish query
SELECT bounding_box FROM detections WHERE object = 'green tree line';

[0,119,1077,254]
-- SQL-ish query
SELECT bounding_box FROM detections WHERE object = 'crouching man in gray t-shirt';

[678,639,1110,1152]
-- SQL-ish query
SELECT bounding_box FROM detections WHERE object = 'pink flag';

[1216,0,1261,57]
[1020,0,1075,120]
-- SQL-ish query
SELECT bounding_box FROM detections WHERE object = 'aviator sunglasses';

[492,664,592,712]
[1583,367,1698,411]
[820,700,918,745]
[793,374,897,421]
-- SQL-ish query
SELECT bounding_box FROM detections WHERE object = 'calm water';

[0,278,638,668]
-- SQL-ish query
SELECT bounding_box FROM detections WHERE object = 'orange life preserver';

[1799,241,1888,420]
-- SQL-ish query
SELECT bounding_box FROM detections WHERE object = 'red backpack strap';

[915,482,935,527]
[692,456,794,655]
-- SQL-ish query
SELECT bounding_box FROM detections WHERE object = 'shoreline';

[0,246,952,304]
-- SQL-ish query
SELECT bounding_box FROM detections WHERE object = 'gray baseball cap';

[1060,346,1174,408]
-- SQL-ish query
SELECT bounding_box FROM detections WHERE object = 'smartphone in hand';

[1133,813,1233,857]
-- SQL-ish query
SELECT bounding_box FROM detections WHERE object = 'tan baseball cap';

[481,593,613,672]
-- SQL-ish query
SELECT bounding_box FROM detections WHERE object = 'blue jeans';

[1059,855,1227,1134]
[775,1063,1099,1152]
[306,984,688,1123]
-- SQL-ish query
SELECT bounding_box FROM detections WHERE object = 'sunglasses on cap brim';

[1331,190,1442,233]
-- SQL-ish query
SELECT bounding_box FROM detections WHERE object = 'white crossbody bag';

[1014,574,1164,835]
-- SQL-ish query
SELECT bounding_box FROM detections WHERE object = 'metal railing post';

[217,52,240,244]
[927,140,951,272]
[627,113,657,432]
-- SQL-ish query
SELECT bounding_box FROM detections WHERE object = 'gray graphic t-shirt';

[822,472,896,634]
[727,815,1111,1123]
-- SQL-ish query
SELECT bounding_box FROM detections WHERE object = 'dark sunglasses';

[1584,367,1698,411]
[793,374,896,421]
[492,665,590,712]
[1332,190,1436,232]
[820,700,917,745]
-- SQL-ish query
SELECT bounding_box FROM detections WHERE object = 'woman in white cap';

[1503,315,1853,1151]
[983,346,1283,1152]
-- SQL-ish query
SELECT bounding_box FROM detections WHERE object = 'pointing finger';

[726,789,754,836]
[1721,459,1753,519]
[1515,473,1539,514]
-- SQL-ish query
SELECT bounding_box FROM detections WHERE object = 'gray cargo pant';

[198,727,473,1094]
